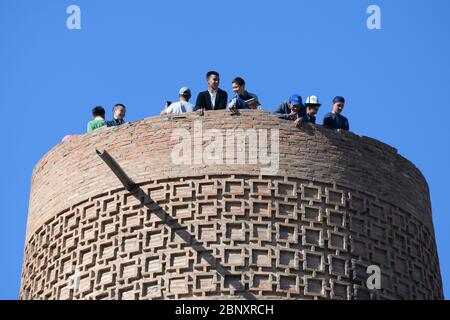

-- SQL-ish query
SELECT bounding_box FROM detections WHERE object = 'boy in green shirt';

[87,106,106,133]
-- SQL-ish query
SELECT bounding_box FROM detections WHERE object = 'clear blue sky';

[0,0,449,299]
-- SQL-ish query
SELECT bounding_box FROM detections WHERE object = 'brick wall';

[20,110,443,299]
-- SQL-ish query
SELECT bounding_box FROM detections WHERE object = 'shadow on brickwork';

[97,149,256,300]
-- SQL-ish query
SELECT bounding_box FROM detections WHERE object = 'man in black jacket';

[106,103,126,127]
[194,71,228,112]
[323,96,350,131]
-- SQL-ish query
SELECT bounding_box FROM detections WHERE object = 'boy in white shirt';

[161,87,195,115]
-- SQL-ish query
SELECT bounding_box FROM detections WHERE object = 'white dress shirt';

[209,89,218,109]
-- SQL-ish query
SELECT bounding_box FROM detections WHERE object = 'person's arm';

[343,120,349,131]
[299,104,307,118]
[193,93,203,111]
[228,97,237,109]
[248,93,261,109]
[273,103,289,120]
[217,90,228,110]
[87,121,93,133]
[323,115,333,129]
[186,102,195,113]
[294,116,304,128]
[162,103,175,115]
[161,101,172,115]
[343,116,350,131]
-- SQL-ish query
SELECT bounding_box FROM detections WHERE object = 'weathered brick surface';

[20,110,443,299]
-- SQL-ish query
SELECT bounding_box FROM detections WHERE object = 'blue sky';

[0,0,449,299]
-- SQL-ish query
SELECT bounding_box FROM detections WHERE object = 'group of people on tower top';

[87,71,350,133]
[87,104,126,133]
[273,94,349,130]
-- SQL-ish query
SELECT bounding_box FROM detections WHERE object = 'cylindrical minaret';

[20,110,443,300]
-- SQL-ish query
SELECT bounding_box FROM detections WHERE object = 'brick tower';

[20,110,443,300]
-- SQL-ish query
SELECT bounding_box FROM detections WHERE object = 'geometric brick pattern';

[20,175,443,300]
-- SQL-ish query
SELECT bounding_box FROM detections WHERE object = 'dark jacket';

[106,119,125,127]
[301,114,316,124]
[230,91,258,109]
[273,102,306,120]
[323,112,349,131]
[194,89,228,111]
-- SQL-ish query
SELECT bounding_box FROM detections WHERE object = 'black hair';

[206,71,220,79]
[113,103,126,112]
[92,106,105,118]
[232,77,246,87]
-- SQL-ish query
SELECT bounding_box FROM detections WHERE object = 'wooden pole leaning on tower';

[96,149,137,192]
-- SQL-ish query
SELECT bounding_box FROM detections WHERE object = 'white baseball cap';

[305,95,321,106]
[179,87,191,96]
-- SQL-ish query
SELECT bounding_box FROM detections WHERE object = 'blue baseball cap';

[289,94,303,106]
[333,96,345,104]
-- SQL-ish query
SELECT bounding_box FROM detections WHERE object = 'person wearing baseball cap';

[161,87,195,115]
[323,96,349,131]
[273,94,306,121]
[295,95,321,128]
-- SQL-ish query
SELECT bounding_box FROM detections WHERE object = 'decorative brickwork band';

[20,110,443,300]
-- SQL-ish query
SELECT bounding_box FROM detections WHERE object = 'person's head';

[306,105,320,117]
[305,96,321,116]
[332,96,345,114]
[206,71,220,90]
[288,94,303,113]
[231,77,246,95]
[178,87,192,102]
[92,106,105,119]
[113,104,126,120]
